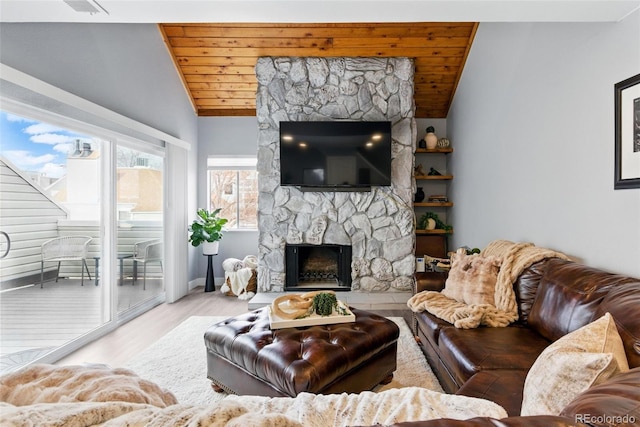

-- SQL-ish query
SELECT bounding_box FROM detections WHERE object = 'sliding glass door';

[0,111,108,373]
[0,109,167,373]
[115,144,164,315]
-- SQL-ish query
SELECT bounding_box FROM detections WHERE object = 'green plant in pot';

[418,212,452,234]
[188,208,228,255]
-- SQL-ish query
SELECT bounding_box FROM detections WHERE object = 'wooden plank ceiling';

[159,23,478,118]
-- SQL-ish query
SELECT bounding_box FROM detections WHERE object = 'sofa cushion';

[414,310,454,348]
[527,259,635,342]
[456,370,527,417]
[560,366,640,427]
[521,313,629,416]
[441,253,501,306]
[594,282,640,368]
[437,325,550,386]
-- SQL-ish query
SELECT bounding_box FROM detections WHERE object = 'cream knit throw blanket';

[221,255,258,300]
[408,240,570,329]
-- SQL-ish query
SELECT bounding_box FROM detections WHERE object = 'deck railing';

[0,222,162,287]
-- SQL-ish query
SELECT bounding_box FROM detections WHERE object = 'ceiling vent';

[63,0,108,15]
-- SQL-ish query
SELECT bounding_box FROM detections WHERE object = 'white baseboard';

[188,277,204,290]
[188,277,225,290]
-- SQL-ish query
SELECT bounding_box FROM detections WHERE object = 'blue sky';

[0,111,90,178]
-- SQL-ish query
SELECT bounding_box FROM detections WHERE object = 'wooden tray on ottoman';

[204,307,399,397]
[267,300,355,329]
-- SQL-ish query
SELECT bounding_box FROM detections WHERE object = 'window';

[207,157,257,229]
[0,107,169,373]
[116,145,163,223]
[0,112,102,220]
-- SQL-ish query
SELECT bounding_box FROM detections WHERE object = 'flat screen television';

[279,121,392,190]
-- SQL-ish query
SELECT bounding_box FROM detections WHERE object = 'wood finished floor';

[56,286,413,368]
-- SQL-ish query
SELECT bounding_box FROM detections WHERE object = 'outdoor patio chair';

[132,239,163,290]
[40,236,92,288]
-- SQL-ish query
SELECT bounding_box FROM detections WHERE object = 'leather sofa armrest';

[415,271,448,293]
[560,367,640,427]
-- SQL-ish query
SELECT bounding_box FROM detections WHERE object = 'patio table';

[93,254,133,286]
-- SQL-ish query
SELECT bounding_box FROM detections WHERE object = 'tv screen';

[279,121,392,189]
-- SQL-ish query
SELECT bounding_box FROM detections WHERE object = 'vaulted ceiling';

[159,23,478,118]
[5,1,635,118]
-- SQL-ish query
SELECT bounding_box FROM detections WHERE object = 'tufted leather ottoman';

[204,306,400,397]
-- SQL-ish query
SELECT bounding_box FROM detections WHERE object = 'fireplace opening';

[285,244,352,291]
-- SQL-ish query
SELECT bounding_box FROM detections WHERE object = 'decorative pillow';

[521,312,630,416]
[441,250,501,306]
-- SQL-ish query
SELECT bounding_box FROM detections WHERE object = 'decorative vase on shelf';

[426,218,437,230]
[425,126,438,149]
[414,187,426,203]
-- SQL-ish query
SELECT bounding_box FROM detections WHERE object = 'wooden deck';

[0,277,163,374]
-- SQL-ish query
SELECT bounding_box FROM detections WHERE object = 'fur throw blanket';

[0,364,508,426]
[0,364,177,407]
[408,240,570,329]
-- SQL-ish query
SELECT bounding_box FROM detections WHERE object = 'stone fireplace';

[256,57,417,293]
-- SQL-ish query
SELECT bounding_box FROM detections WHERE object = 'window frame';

[206,156,258,231]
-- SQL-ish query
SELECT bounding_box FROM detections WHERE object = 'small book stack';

[428,195,449,202]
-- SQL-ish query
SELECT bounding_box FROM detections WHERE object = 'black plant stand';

[204,254,217,292]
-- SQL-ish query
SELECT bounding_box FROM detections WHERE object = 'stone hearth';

[256,57,417,293]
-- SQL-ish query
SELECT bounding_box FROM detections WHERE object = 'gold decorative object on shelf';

[437,137,451,148]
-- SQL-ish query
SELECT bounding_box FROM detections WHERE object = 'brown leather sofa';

[410,258,640,426]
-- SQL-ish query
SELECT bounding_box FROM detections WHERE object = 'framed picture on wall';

[614,73,640,189]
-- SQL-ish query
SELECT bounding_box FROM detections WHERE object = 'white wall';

[0,23,196,141]
[0,23,199,298]
[448,13,640,277]
[195,117,259,284]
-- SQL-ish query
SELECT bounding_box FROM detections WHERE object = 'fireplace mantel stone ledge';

[256,56,417,293]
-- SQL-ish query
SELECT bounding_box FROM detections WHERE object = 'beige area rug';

[126,316,443,406]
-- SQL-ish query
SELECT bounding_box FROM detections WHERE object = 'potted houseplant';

[418,212,453,234]
[188,208,228,255]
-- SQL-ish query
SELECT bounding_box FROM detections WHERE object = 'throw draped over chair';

[40,236,92,288]
[132,239,163,290]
